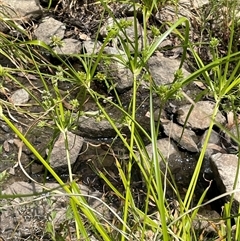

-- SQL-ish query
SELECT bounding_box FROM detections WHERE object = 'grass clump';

[0,0,240,240]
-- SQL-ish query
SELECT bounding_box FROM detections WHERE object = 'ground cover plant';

[0,0,240,240]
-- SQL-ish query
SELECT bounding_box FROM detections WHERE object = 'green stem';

[121,72,138,241]
[150,83,169,241]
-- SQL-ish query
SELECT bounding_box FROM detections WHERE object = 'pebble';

[11,89,30,104]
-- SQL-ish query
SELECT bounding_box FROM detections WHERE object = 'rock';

[0,0,42,32]
[0,181,111,240]
[34,17,65,45]
[49,131,83,168]
[162,119,199,152]
[177,101,226,129]
[221,123,240,153]
[100,16,144,52]
[199,129,224,159]
[199,129,225,180]
[147,55,190,86]
[102,46,133,92]
[0,182,67,240]
[21,126,54,160]
[2,0,42,19]
[109,61,133,92]
[153,108,168,121]
[156,0,209,24]
[103,46,128,61]
[82,40,102,54]
[11,88,30,104]
[143,138,196,188]
[53,38,82,55]
[77,115,123,138]
[157,39,173,50]
[210,153,240,214]
[144,138,180,169]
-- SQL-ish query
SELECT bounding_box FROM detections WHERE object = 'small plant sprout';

[69,99,79,110]
[151,25,161,37]
[50,35,64,47]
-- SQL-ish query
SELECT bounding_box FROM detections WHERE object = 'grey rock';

[142,138,198,190]
[178,0,209,10]
[153,108,168,121]
[77,115,123,138]
[0,0,42,32]
[199,129,224,159]
[210,153,240,214]
[101,47,133,92]
[162,119,199,152]
[22,126,54,159]
[0,5,17,32]
[1,0,42,19]
[111,61,133,91]
[82,40,102,54]
[79,143,116,169]
[156,0,208,24]
[221,123,240,153]
[145,139,187,182]
[49,131,83,168]
[11,88,30,104]
[54,38,82,55]
[144,138,181,163]
[192,0,209,8]
[103,46,128,62]
[0,181,110,240]
[157,39,173,50]
[147,55,190,86]
[177,101,226,129]
[34,17,65,45]
[0,182,67,239]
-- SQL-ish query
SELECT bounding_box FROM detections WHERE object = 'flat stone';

[144,138,181,162]
[11,88,30,104]
[177,101,226,129]
[162,120,199,152]
[54,38,82,55]
[0,0,42,32]
[145,139,185,179]
[199,129,224,159]
[34,17,65,45]
[49,131,83,168]
[83,40,102,54]
[0,181,108,240]
[156,0,209,24]
[102,46,133,92]
[142,138,198,190]
[77,115,123,138]
[0,182,67,239]
[147,55,190,86]
[1,0,42,19]
[210,153,240,214]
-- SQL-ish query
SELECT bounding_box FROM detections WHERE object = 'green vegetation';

[0,0,240,240]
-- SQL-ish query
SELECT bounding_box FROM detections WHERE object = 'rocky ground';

[0,0,239,240]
